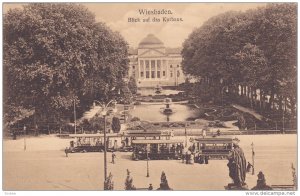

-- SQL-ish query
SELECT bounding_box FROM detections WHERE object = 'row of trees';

[182,3,296,119]
[4,4,130,129]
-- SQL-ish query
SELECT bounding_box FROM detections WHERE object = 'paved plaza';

[3,134,297,190]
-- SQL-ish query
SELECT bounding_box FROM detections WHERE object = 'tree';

[181,3,296,122]
[128,76,138,95]
[3,3,129,129]
[112,117,121,133]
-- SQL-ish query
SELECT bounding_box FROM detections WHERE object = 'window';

[177,64,179,68]
[170,65,173,68]
[170,71,173,78]
[132,65,135,69]
[151,71,155,78]
[163,71,166,77]
[177,70,180,77]
[157,60,161,69]
[146,71,150,78]
[141,72,144,77]
[145,60,149,69]
[151,60,155,69]
[157,71,161,78]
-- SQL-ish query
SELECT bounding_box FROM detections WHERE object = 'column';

[143,60,146,80]
[166,60,169,80]
[155,60,157,79]
[149,59,151,80]
[138,61,141,78]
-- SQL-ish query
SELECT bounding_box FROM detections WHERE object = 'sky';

[4,3,266,48]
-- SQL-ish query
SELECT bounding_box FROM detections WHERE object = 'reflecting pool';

[130,104,202,122]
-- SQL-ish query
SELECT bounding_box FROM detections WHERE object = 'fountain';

[154,84,163,94]
[162,98,175,115]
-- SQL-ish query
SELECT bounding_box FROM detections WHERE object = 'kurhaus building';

[128,34,185,87]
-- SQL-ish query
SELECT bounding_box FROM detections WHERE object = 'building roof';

[138,34,164,47]
[166,47,182,54]
[128,47,182,56]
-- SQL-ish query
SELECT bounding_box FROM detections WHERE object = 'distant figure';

[202,129,207,138]
[148,183,153,190]
[247,162,253,173]
[217,129,221,136]
[185,152,189,164]
[204,155,209,164]
[112,152,116,164]
[125,137,129,146]
[65,147,69,157]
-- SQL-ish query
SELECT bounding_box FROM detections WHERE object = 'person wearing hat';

[227,137,247,188]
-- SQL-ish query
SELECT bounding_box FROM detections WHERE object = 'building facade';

[128,34,185,87]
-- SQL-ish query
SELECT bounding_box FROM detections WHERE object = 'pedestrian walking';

[112,152,116,164]
[65,147,69,157]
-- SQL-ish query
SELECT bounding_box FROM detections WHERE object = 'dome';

[138,34,164,48]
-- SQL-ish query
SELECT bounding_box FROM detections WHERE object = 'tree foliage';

[112,117,121,133]
[4,3,129,127]
[182,3,296,118]
[128,76,138,95]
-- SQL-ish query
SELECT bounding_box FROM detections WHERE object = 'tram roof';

[126,130,171,137]
[132,139,184,144]
[69,133,121,138]
[194,136,233,143]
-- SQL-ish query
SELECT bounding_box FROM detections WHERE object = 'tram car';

[191,136,233,161]
[68,133,120,153]
[131,139,184,160]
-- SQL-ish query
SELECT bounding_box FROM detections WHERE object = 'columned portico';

[128,34,185,87]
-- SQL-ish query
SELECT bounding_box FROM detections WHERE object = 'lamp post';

[102,111,108,188]
[251,142,255,175]
[282,111,285,134]
[146,147,150,177]
[95,99,117,189]
[23,125,26,151]
[74,99,77,134]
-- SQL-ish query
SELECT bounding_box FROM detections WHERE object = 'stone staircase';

[80,106,102,121]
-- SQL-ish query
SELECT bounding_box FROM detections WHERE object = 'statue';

[104,172,114,190]
[252,171,272,190]
[125,169,136,190]
[226,137,248,190]
[157,171,172,190]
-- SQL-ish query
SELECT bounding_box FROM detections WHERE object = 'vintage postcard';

[2,2,297,193]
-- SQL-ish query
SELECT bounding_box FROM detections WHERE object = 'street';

[3,134,296,190]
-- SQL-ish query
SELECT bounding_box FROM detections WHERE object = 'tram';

[68,133,120,153]
[131,139,184,160]
[190,136,233,160]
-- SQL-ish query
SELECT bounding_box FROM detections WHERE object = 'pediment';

[138,49,165,58]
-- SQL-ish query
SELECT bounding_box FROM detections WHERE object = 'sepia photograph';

[2,2,297,193]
